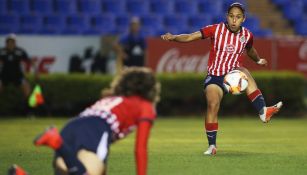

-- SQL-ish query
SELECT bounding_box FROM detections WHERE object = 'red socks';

[205,123,218,146]
[248,89,266,113]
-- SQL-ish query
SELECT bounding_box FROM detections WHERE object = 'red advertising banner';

[245,38,273,70]
[147,37,307,77]
[275,37,307,76]
[147,38,210,73]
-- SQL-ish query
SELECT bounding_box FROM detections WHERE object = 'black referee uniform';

[0,46,29,86]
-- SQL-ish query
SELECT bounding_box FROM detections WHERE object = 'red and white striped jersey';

[79,95,156,139]
[200,22,254,76]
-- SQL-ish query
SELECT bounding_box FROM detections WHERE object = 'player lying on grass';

[9,67,161,175]
[161,2,282,155]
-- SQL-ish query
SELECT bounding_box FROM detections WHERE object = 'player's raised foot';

[204,145,217,155]
[8,164,28,175]
[33,126,62,150]
[259,101,283,123]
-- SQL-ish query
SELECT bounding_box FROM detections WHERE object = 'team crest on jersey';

[225,44,235,53]
[240,36,246,43]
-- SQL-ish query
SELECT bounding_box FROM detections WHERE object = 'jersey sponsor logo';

[225,44,235,53]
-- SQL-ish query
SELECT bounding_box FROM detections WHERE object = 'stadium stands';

[78,0,102,15]
[163,14,188,32]
[295,19,307,35]
[141,14,163,30]
[242,15,261,33]
[126,0,149,16]
[1,0,297,36]
[32,0,54,15]
[39,14,65,34]
[0,0,7,14]
[149,0,174,15]
[188,15,212,32]
[54,0,78,15]
[84,14,115,35]
[198,0,224,18]
[62,14,90,34]
[282,0,304,22]
[102,0,124,15]
[174,0,198,15]
[270,0,307,35]
[115,14,131,32]
[0,14,19,34]
[8,0,30,15]
[19,14,42,34]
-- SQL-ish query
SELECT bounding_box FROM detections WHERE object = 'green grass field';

[1,116,307,175]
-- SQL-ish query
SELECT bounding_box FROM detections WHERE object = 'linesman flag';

[28,84,45,108]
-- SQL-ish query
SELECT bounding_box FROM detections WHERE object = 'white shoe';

[204,145,217,155]
[259,101,283,123]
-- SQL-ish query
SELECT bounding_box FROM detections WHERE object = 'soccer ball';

[223,70,248,95]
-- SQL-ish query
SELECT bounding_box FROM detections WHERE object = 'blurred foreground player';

[161,2,282,155]
[10,67,160,175]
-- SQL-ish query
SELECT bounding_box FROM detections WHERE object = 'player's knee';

[207,100,220,111]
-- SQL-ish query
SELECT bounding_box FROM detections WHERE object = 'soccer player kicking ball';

[9,67,160,175]
[161,2,282,155]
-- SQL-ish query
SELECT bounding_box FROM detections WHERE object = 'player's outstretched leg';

[8,164,28,175]
[247,89,283,123]
[259,101,283,123]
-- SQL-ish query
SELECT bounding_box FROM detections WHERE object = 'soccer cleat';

[204,145,217,155]
[8,164,28,175]
[259,101,283,123]
[33,126,63,150]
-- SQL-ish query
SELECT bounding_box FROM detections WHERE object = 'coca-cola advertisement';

[147,37,307,77]
[147,38,210,73]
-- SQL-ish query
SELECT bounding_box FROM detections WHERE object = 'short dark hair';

[227,2,245,15]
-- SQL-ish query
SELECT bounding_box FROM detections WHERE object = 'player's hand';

[257,58,268,66]
[161,33,175,41]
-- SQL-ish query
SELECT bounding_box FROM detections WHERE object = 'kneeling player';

[9,67,160,175]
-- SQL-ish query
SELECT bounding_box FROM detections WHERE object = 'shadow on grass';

[214,150,272,157]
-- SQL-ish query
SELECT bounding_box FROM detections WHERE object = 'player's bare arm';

[246,46,268,66]
[161,31,202,42]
